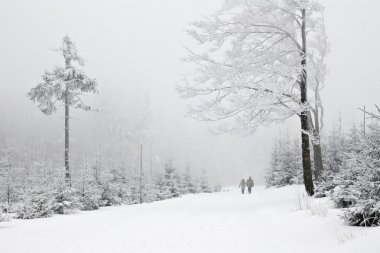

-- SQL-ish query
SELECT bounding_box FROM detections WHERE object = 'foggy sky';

[0,0,379,185]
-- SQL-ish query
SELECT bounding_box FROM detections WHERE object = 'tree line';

[265,108,380,227]
[0,153,214,220]
[0,36,217,221]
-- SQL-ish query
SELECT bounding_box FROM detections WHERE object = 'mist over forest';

[1,1,380,251]
[1,0,379,187]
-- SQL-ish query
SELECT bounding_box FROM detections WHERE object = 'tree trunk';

[140,144,143,204]
[312,103,324,181]
[65,87,70,185]
[307,110,324,182]
[313,142,323,180]
[300,9,314,196]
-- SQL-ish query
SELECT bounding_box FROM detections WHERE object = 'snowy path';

[0,185,379,253]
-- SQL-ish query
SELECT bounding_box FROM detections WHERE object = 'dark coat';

[247,178,254,187]
[239,179,246,188]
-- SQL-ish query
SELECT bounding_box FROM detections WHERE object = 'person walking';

[247,176,254,194]
[239,178,246,194]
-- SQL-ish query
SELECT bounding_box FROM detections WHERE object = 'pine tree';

[193,176,202,193]
[340,123,380,226]
[13,161,60,219]
[27,35,98,185]
[128,175,146,204]
[75,162,102,210]
[325,126,346,173]
[265,136,302,187]
[265,140,281,187]
[0,207,6,222]
[157,160,179,199]
[213,184,222,192]
[140,174,159,203]
[199,170,212,193]
[180,162,197,194]
[315,124,347,197]
[0,150,17,218]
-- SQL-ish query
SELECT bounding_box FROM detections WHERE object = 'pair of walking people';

[239,177,254,194]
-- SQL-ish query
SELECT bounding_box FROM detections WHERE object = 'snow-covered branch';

[179,0,325,135]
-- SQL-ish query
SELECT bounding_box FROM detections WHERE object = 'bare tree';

[28,35,98,185]
[178,0,327,196]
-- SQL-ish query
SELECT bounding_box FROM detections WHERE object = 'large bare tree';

[28,35,98,185]
[178,0,327,196]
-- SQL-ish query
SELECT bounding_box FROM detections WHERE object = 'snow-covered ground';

[0,185,379,253]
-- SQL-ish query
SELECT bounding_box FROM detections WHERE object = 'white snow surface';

[0,185,379,253]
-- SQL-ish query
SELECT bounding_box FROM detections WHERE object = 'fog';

[0,0,379,186]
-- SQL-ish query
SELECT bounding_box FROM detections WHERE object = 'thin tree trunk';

[65,87,70,185]
[300,9,314,196]
[313,143,323,180]
[312,101,324,181]
[140,144,143,204]
[307,111,324,181]
[7,164,10,218]
[306,81,324,182]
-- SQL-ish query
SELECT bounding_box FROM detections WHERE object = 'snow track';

[0,185,379,253]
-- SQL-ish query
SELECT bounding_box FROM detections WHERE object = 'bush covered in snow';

[317,122,380,226]
[313,129,346,198]
[155,160,180,200]
[344,199,380,227]
[77,180,102,211]
[14,187,57,219]
[0,153,215,220]
[313,171,338,198]
[199,170,213,193]
[179,164,198,194]
[266,115,380,227]
[330,185,358,208]
[214,184,222,192]
[265,136,302,188]
[334,124,380,226]
[0,207,6,222]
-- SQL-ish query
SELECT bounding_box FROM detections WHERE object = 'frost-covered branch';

[179,0,325,135]
[359,105,380,121]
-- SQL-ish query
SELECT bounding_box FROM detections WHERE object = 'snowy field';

[0,185,379,253]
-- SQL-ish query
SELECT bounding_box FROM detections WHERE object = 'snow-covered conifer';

[265,136,302,187]
[314,124,347,197]
[179,162,197,194]
[0,151,14,216]
[213,184,222,192]
[0,207,6,222]
[27,35,98,184]
[75,162,102,210]
[341,123,380,226]
[322,118,380,226]
[199,170,212,193]
[156,160,180,199]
